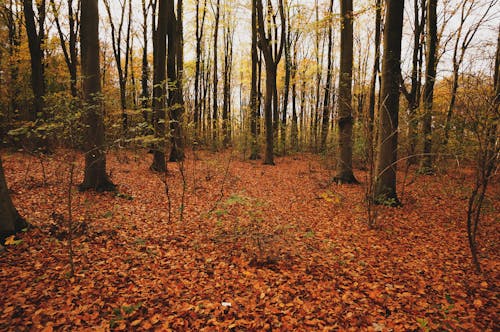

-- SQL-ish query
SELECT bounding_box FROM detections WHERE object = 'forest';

[0,0,498,330]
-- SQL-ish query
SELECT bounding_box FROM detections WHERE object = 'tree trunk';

[212,0,221,148]
[23,0,45,122]
[404,0,425,165]
[6,0,22,121]
[167,0,185,162]
[103,0,131,133]
[321,0,335,151]
[222,18,233,148]
[194,0,207,137]
[263,65,277,165]
[141,0,150,123]
[291,63,298,151]
[249,0,260,159]
[420,0,437,173]
[151,0,167,172]
[167,0,183,161]
[50,0,78,98]
[0,156,27,241]
[374,0,404,204]
[79,0,115,192]
[282,9,291,155]
[366,0,381,160]
[255,0,285,165]
[335,0,357,183]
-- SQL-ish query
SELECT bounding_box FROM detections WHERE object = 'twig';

[207,151,234,214]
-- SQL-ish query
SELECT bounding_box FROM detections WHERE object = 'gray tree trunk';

[79,0,115,192]
[335,0,357,183]
[374,0,405,204]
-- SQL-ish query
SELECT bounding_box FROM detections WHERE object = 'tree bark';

[212,0,221,148]
[420,0,437,173]
[249,0,260,159]
[366,0,382,160]
[23,0,45,122]
[103,0,132,133]
[321,0,335,152]
[167,0,185,162]
[374,0,404,204]
[79,0,115,192]
[194,0,207,137]
[141,0,150,123]
[50,0,78,98]
[151,0,167,172]
[335,0,357,183]
[255,0,285,165]
[222,15,233,148]
[0,156,27,241]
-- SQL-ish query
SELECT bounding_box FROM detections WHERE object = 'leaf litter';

[0,149,498,331]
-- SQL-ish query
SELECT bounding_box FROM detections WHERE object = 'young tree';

[374,0,404,204]
[443,0,497,146]
[79,0,115,192]
[466,26,499,273]
[334,0,357,183]
[0,156,27,240]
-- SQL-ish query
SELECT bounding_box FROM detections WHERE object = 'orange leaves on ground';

[0,150,498,330]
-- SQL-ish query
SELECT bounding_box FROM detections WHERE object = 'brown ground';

[0,149,498,331]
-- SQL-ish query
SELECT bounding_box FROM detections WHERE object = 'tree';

[22,0,46,121]
[141,0,152,123]
[334,0,357,183]
[366,0,382,158]
[194,0,208,137]
[79,0,115,192]
[255,0,285,165]
[280,0,292,154]
[222,4,234,148]
[249,0,260,159]
[0,156,27,241]
[419,0,437,173]
[443,0,497,146]
[50,0,79,98]
[1,0,23,121]
[400,0,425,165]
[320,0,334,152]
[104,0,133,133]
[151,0,168,172]
[167,0,184,162]
[465,26,499,273]
[211,0,221,148]
[374,0,404,204]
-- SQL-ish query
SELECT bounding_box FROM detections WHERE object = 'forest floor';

[0,149,498,331]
